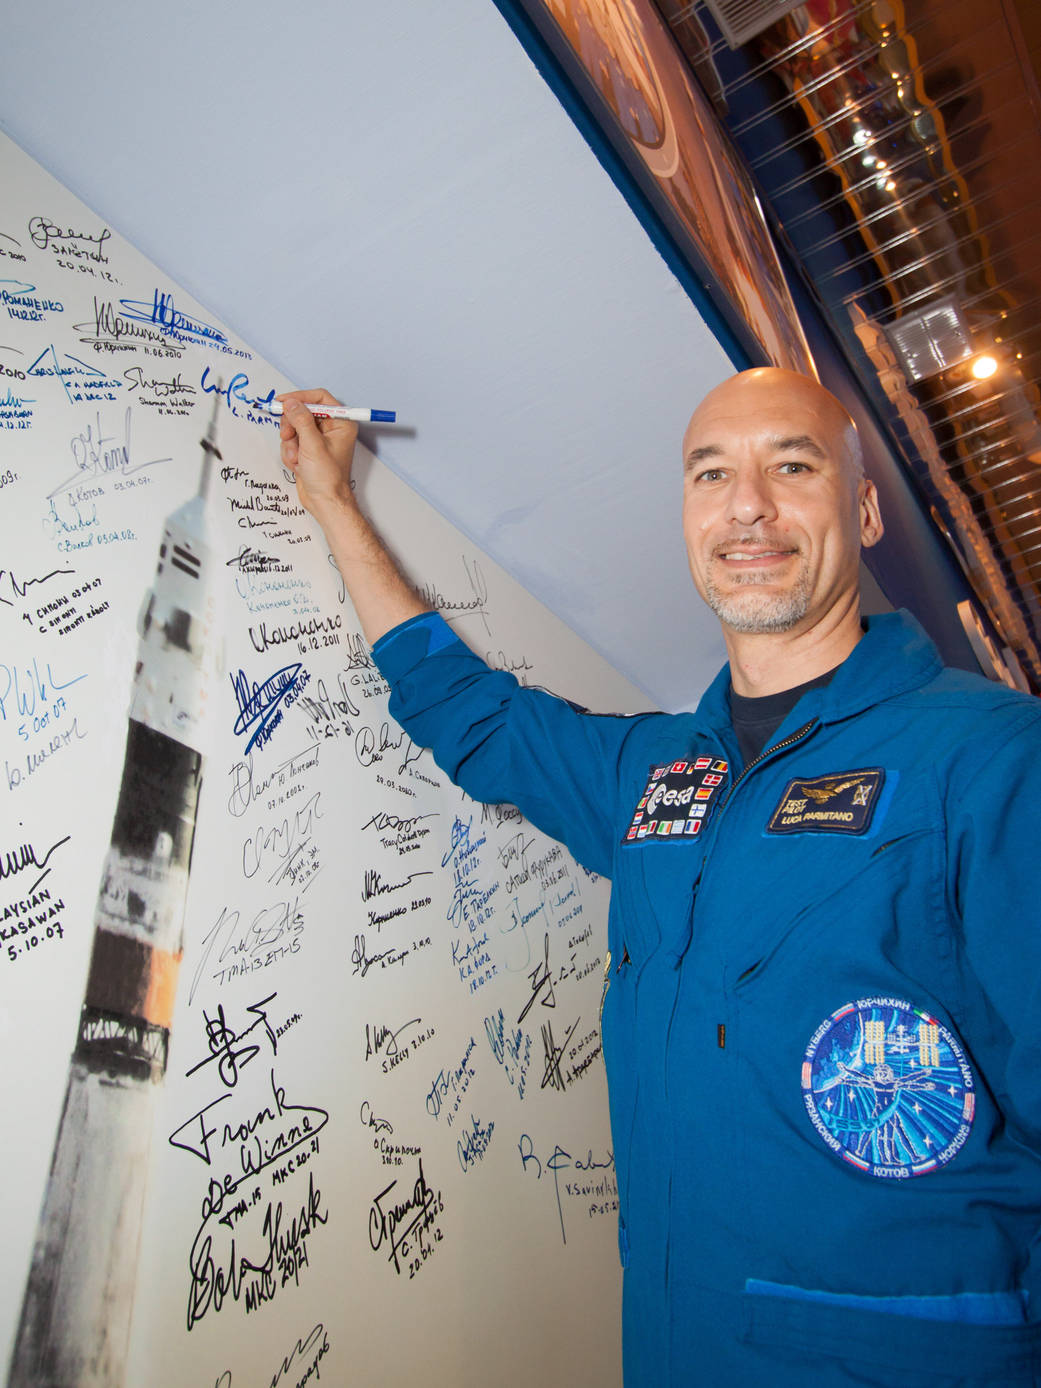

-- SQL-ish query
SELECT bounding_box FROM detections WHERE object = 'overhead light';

[884,295,973,381]
[972,355,999,380]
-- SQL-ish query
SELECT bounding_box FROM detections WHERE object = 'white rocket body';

[9,404,224,1388]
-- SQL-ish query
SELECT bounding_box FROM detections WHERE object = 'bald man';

[281,371,1041,1387]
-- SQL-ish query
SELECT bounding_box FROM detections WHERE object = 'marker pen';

[266,402,396,423]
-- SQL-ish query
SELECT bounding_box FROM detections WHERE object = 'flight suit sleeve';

[946,700,1041,1148]
[372,613,653,879]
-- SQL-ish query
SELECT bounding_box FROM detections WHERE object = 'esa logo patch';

[802,997,975,1179]
[767,768,884,835]
[623,757,729,843]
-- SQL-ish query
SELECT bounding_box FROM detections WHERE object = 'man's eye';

[693,468,725,483]
[778,461,810,474]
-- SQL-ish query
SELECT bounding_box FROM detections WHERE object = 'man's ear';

[859,479,884,550]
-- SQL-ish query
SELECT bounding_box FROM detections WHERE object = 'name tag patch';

[624,757,729,843]
[767,768,884,836]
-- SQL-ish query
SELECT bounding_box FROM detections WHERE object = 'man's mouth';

[715,543,796,564]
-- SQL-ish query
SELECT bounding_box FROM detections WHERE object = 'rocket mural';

[9,403,224,1388]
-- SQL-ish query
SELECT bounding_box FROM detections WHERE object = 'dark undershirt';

[729,666,837,768]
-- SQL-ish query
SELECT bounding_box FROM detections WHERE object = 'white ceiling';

[2,0,745,709]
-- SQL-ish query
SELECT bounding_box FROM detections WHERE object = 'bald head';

[684,368,863,482]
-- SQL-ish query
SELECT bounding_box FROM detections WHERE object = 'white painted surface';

[1,0,734,711]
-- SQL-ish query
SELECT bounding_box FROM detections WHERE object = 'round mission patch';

[801,997,975,1178]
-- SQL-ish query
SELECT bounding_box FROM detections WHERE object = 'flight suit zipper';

[692,719,820,1040]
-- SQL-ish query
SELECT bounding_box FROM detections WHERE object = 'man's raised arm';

[277,388,430,645]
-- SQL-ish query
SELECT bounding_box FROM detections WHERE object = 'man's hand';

[274,386,430,645]
[277,388,358,519]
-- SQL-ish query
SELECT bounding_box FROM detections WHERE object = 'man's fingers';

[282,398,327,447]
[276,387,341,408]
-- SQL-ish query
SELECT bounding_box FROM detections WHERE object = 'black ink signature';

[297,670,360,737]
[226,745,320,820]
[185,993,278,1088]
[518,1134,614,1244]
[365,1017,421,1061]
[341,629,373,670]
[361,868,431,903]
[123,365,195,398]
[361,810,438,836]
[189,897,304,1004]
[75,296,183,352]
[270,1323,329,1388]
[186,1171,327,1330]
[368,1158,443,1274]
[498,831,535,872]
[0,563,74,608]
[49,406,172,498]
[414,556,491,635]
[518,932,555,1025]
[354,721,406,768]
[242,792,322,883]
[170,1067,328,1174]
[351,933,407,979]
[225,544,281,573]
[0,833,70,892]
[540,1016,579,1092]
[360,1100,395,1135]
[29,216,111,261]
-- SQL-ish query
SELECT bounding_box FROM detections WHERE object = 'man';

[280,369,1041,1386]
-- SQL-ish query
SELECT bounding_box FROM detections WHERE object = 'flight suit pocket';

[742,1281,1041,1384]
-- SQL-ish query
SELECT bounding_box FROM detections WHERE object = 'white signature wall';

[0,131,645,1388]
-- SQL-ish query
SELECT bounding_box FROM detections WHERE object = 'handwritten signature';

[0,833,70,892]
[48,405,172,497]
[0,562,74,608]
[186,1170,327,1329]
[242,791,322,885]
[118,289,227,345]
[231,663,307,755]
[184,993,279,1088]
[200,365,276,415]
[368,1157,443,1274]
[29,216,111,260]
[189,896,304,1003]
[518,1134,614,1243]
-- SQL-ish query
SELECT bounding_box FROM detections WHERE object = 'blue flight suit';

[373,608,1041,1386]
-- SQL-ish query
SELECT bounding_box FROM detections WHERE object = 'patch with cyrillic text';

[623,757,729,843]
[766,768,884,835]
[802,997,974,1178]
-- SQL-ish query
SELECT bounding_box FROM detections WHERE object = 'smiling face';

[681,369,883,640]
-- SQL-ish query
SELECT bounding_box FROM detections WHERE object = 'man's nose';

[727,472,777,527]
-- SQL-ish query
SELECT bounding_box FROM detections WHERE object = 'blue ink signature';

[231,663,307,755]
[0,656,87,723]
[117,290,227,345]
[28,344,116,407]
[200,366,276,417]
